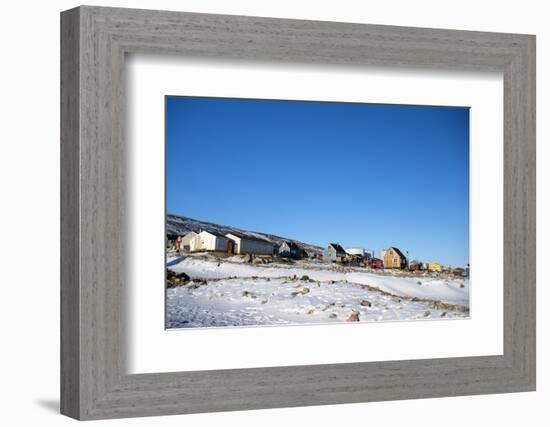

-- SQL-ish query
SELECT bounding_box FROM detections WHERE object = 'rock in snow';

[346,311,361,322]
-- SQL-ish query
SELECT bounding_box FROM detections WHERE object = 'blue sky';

[166,96,469,267]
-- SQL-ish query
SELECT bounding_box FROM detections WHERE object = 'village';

[167,229,469,277]
[164,221,470,329]
[165,210,473,330]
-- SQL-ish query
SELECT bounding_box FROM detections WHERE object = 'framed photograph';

[164,96,471,329]
[61,6,536,420]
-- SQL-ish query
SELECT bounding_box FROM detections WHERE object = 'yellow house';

[427,262,442,272]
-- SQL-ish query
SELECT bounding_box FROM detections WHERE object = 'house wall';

[384,249,403,269]
[189,235,200,252]
[278,243,291,257]
[239,238,273,255]
[226,234,241,253]
[214,236,229,251]
[179,232,198,250]
[181,232,197,245]
[197,232,229,252]
[197,232,216,251]
[279,243,302,259]
[323,247,336,262]
[226,234,272,255]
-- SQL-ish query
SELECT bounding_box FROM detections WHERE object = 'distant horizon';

[166,96,470,267]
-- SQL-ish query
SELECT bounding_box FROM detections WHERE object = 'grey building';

[323,243,347,263]
[278,241,303,259]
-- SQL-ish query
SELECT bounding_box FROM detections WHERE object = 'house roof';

[388,246,406,259]
[226,231,274,245]
[281,240,301,250]
[328,243,347,254]
[200,230,228,239]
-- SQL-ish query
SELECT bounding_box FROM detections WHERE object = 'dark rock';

[346,311,360,322]
[166,270,190,288]
[242,290,256,298]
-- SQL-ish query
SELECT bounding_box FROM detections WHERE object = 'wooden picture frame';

[61,5,536,420]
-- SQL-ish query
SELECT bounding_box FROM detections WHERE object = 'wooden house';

[323,243,347,263]
[225,232,274,255]
[383,246,407,269]
[278,241,303,259]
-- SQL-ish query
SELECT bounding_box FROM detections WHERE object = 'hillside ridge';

[167,213,323,255]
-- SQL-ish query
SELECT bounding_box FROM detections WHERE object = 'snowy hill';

[166,255,470,328]
[167,213,323,255]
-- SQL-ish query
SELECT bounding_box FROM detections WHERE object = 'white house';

[345,247,374,260]
[346,247,366,257]
[194,230,230,252]
[177,231,198,251]
[225,233,274,255]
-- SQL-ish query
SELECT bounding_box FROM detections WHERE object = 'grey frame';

[61,5,536,420]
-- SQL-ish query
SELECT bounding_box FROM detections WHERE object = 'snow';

[166,256,470,329]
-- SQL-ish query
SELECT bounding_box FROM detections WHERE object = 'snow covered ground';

[166,254,469,328]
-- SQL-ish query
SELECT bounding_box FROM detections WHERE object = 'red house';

[369,258,383,269]
[408,260,423,271]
